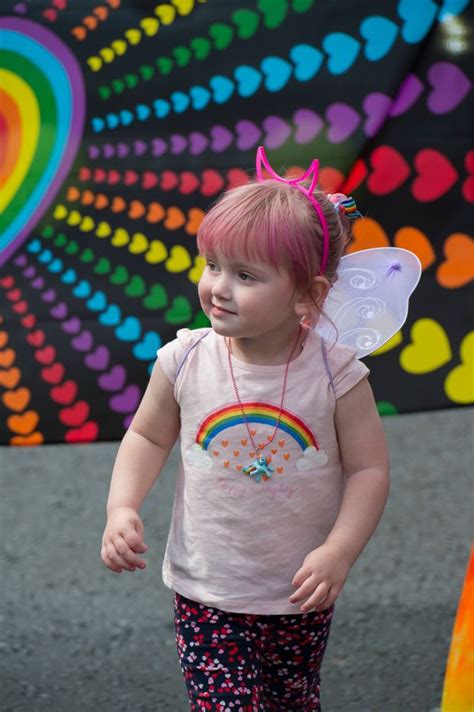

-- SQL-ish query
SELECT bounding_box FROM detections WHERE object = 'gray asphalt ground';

[1,407,473,712]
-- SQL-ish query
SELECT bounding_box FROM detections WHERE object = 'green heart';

[143,284,168,310]
[377,401,398,416]
[139,64,155,81]
[292,0,314,11]
[109,264,129,286]
[190,36,212,60]
[232,9,260,38]
[65,240,79,255]
[80,247,95,264]
[98,85,112,100]
[111,79,125,94]
[155,57,173,75]
[41,226,54,239]
[54,233,68,247]
[124,73,138,89]
[125,274,147,298]
[94,257,111,275]
[208,22,234,50]
[165,296,192,325]
[257,0,288,28]
[172,46,192,67]
[188,311,210,329]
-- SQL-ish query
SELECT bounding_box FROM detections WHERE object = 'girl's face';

[198,250,303,342]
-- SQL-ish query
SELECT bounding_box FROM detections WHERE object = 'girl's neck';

[226,322,308,366]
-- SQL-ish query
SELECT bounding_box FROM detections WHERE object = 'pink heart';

[293,109,323,145]
[326,103,361,143]
[263,116,291,150]
[235,120,261,150]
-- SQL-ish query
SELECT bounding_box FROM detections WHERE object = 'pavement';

[1,407,472,712]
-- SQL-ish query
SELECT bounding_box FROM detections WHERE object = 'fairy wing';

[314,247,422,358]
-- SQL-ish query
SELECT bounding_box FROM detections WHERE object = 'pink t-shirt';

[157,327,369,614]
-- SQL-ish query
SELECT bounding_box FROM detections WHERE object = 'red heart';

[342,159,368,194]
[142,171,158,189]
[107,170,121,185]
[42,8,57,21]
[59,400,90,427]
[0,276,15,289]
[368,146,410,195]
[12,300,28,314]
[226,169,249,189]
[93,168,106,183]
[21,314,36,329]
[6,288,21,302]
[462,149,473,203]
[160,170,178,190]
[35,345,56,365]
[411,149,458,202]
[50,380,78,405]
[26,329,46,348]
[65,421,99,443]
[78,167,91,181]
[124,170,138,186]
[40,362,65,384]
[179,171,199,195]
[52,0,67,9]
[201,169,224,197]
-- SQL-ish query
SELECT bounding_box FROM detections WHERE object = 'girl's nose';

[211,273,232,300]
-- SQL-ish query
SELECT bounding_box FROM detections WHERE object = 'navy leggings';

[173,591,334,711]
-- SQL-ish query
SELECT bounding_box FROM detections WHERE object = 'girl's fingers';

[101,545,123,573]
[114,536,146,570]
[300,582,329,612]
[122,528,148,554]
[289,574,317,603]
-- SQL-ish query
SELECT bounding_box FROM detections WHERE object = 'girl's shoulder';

[156,327,213,384]
[316,334,370,400]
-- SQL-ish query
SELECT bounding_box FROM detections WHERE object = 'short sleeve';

[156,328,210,385]
[325,342,370,399]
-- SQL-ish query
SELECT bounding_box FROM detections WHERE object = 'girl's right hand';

[100,507,148,574]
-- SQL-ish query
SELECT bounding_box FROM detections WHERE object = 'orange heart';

[347,217,389,253]
[10,431,44,446]
[0,348,15,368]
[81,189,95,205]
[283,453,290,460]
[240,438,247,446]
[223,460,230,468]
[111,196,126,213]
[0,367,21,389]
[83,15,98,29]
[233,450,239,457]
[213,449,219,456]
[278,439,285,447]
[250,429,256,436]
[66,186,80,201]
[93,6,109,20]
[0,330,8,348]
[94,193,109,209]
[249,451,255,458]
[394,227,435,270]
[258,442,265,450]
[271,448,277,454]
[146,202,165,223]
[7,410,39,436]
[106,0,120,8]
[437,233,474,289]
[319,167,345,192]
[164,207,186,230]
[2,387,31,412]
[128,200,145,219]
[71,26,87,40]
[221,439,228,447]
[236,465,242,471]
[185,208,205,236]
[277,466,284,473]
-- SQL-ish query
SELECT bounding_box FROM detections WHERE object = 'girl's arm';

[289,377,390,611]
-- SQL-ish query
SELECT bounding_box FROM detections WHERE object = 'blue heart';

[260,57,292,92]
[48,258,63,273]
[289,44,323,81]
[209,75,235,103]
[72,280,92,299]
[38,249,53,264]
[106,113,119,129]
[438,0,470,21]
[322,33,361,75]
[27,239,42,254]
[397,0,438,43]
[61,268,77,285]
[170,91,190,113]
[115,316,141,342]
[360,17,399,61]
[135,103,151,121]
[133,331,162,361]
[153,99,171,118]
[86,291,107,312]
[91,117,105,133]
[189,85,211,110]
[99,303,122,327]
[234,65,262,97]
[119,110,134,126]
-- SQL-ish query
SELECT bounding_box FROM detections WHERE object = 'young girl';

[101,147,390,711]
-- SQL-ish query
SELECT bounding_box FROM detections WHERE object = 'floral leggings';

[173,591,334,711]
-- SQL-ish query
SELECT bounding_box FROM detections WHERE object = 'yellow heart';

[99,47,115,63]
[370,331,403,356]
[87,55,103,72]
[154,4,176,24]
[67,210,82,227]
[125,28,142,45]
[145,240,167,264]
[172,0,194,15]
[165,245,192,273]
[111,228,130,247]
[53,204,68,221]
[399,318,452,374]
[96,221,112,238]
[188,255,205,284]
[444,331,474,404]
[128,232,149,254]
[79,216,95,232]
[140,17,160,36]
[111,39,127,56]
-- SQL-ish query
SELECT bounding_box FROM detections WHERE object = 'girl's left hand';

[289,543,352,612]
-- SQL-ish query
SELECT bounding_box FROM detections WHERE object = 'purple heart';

[326,103,361,143]
[23,266,36,278]
[98,364,127,392]
[62,316,81,334]
[363,93,392,137]
[263,116,291,150]
[151,138,167,156]
[133,140,147,156]
[189,131,208,155]
[210,125,233,153]
[389,74,423,117]
[41,288,56,302]
[117,142,129,158]
[103,143,115,159]
[123,414,133,429]
[427,62,471,114]
[31,276,45,289]
[109,384,141,414]
[50,302,68,319]
[235,120,262,150]
[14,3,27,13]
[84,345,110,371]
[88,145,100,160]
[14,255,27,267]
[293,109,324,144]
[71,329,93,352]
[170,134,188,155]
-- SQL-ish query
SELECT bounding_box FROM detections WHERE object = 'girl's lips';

[211,305,235,316]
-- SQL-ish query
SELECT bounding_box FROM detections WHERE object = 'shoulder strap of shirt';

[175,329,210,380]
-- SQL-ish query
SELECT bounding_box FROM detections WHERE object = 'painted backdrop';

[0,0,472,445]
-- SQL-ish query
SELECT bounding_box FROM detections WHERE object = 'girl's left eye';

[239,272,253,281]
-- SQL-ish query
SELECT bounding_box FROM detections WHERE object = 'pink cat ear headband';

[255,146,362,274]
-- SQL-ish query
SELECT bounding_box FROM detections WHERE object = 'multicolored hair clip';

[328,193,362,220]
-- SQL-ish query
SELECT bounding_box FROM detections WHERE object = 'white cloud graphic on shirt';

[296,446,328,471]
[186,443,213,470]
